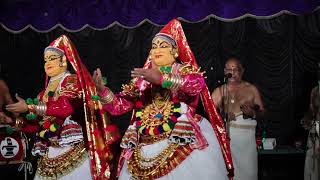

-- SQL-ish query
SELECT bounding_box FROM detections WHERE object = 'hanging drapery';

[0,0,319,33]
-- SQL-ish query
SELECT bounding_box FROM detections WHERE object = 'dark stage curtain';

[1,0,319,32]
[1,10,320,144]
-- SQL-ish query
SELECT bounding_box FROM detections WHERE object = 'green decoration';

[26,98,33,105]
[48,91,54,97]
[159,66,172,73]
[33,98,40,105]
[26,113,37,120]
[102,77,107,85]
[6,126,14,135]
[91,95,100,100]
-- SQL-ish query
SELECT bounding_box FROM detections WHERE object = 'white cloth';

[229,115,257,180]
[304,123,319,180]
[34,146,92,180]
[119,118,228,180]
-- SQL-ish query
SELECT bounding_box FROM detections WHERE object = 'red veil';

[45,35,119,180]
[139,19,234,177]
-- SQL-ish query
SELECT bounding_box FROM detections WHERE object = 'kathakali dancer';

[6,35,119,180]
[93,19,234,180]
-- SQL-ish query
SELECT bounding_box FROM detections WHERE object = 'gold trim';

[230,122,256,129]
[127,144,193,179]
[100,89,115,104]
[36,143,87,179]
[140,132,170,144]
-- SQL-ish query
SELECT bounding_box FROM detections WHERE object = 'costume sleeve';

[179,73,205,96]
[31,74,82,119]
[99,88,134,116]
[160,65,205,96]
[19,90,45,133]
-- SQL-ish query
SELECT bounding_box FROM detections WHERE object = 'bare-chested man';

[0,76,15,123]
[212,57,264,180]
[301,86,320,180]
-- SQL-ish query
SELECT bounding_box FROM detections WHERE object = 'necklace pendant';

[230,99,235,104]
[155,113,163,119]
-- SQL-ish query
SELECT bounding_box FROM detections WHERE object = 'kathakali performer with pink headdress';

[93,19,234,180]
[6,35,119,180]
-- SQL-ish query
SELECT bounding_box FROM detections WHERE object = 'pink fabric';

[123,149,134,160]
[102,95,134,116]
[181,74,205,96]
[187,110,208,150]
[98,87,109,97]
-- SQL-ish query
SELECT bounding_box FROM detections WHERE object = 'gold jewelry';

[15,117,25,128]
[140,131,170,144]
[34,102,47,116]
[161,73,183,91]
[100,89,114,104]
[127,144,193,179]
[59,61,67,67]
[36,143,87,179]
[128,143,178,177]
[43,78,61,102]
[140,93,172,128]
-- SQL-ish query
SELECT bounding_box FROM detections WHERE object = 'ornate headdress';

[142,19,234,177]
[44,35,119,180]
[152,33,177,47]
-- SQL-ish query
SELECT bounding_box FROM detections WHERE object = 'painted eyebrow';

[45,55,61,58]
[159,41,170,46]
[44,55,61,61]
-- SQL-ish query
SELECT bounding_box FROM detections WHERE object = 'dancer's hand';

[93,68,107,94]
[6,94,28,113]
[131,68,162,85]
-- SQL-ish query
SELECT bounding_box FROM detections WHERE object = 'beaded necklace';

[135,66,181,136]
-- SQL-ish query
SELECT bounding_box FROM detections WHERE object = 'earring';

[59,61,67,67]
[174,53,178,58]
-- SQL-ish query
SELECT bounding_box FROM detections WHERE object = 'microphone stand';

[223,76,231,137]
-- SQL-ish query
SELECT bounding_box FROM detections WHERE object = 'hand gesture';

[131,68,162,85]
[6,94,28,113]
[228,112,236,121]
[93,68,106,94]
[0,112,13,124]
[240,101,255,117]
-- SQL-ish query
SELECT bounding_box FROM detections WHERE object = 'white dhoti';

[119,118,228,180]
[304,122,319,180]
[229,114,257,180]
[34,145,92,180]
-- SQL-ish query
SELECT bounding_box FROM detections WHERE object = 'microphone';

[224,73,232,79]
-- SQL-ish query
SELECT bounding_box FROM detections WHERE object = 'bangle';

[100,89,115,104]
[27,105,36,113]
[34,102,47,116]
[161,73,183,91]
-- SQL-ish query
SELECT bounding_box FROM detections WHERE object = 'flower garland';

[134,99,181,136]
[38,116,63,139]
[26,96,63,140]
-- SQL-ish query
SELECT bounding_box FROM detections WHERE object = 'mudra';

[94,19,233,180]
